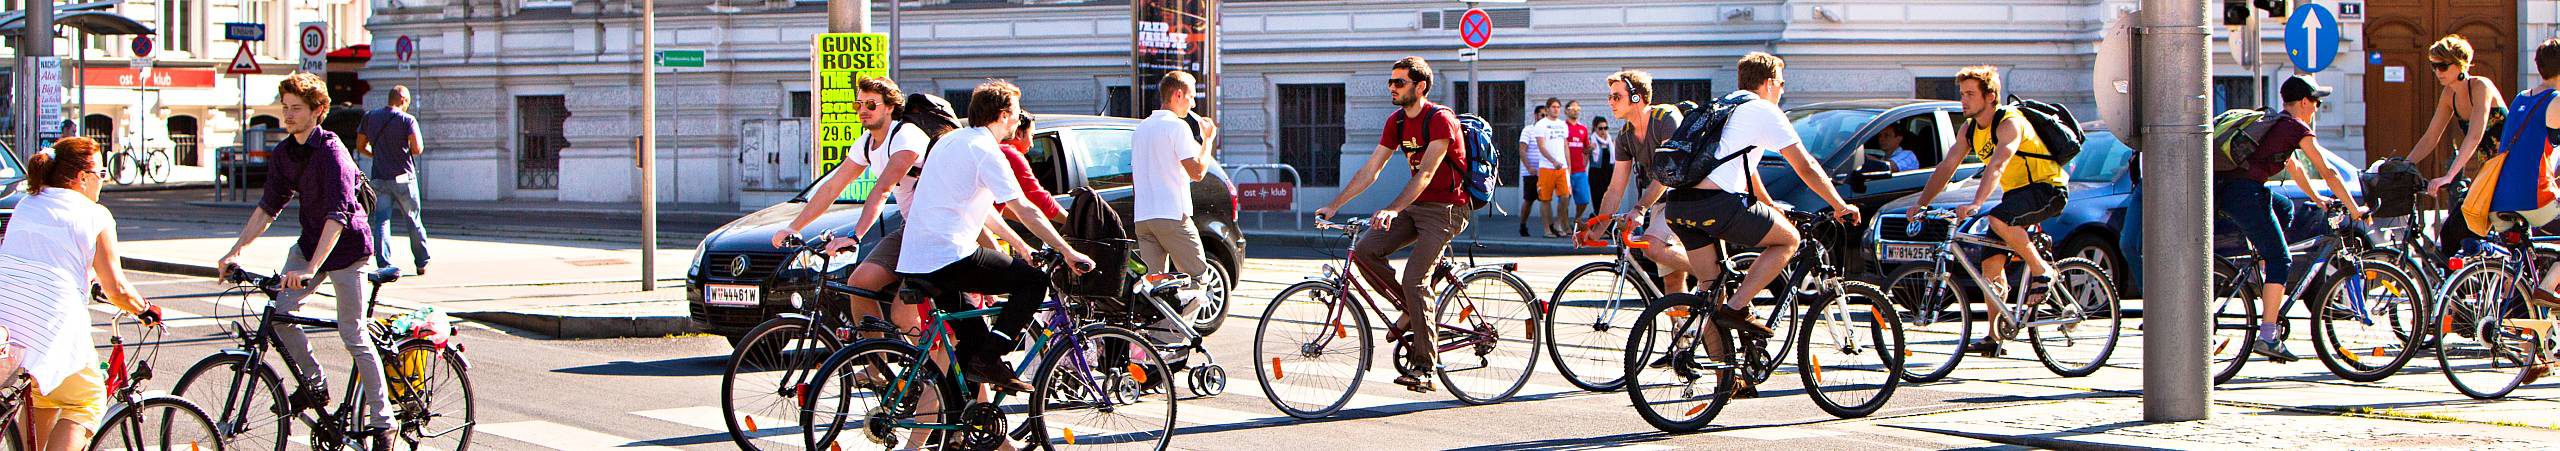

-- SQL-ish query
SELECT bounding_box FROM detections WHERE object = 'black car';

[688,115,1247,343]
[0,141,24,241]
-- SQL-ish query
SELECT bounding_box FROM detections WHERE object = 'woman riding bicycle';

[2409,35,2510,264]
[212,73,397,441]
[0,137,161,451]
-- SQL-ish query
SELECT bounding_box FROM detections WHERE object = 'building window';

[162,0,196,54]
[82,115,115,151]
[1657,79,1715,106]
[2213,76,2260,111]
[789,91,811,118]
[1106,86,1133,118]
[1916,77,1961,101]
[167,116,201,166]
[520,0,572,9]
[516,96,568,190]
[1450,80,1525,185]
[944,89,974,118]
[1277,84,1344,187]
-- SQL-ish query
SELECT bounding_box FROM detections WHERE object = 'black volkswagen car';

[688,115,1247,344]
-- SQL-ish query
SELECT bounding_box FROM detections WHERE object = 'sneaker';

[2522,362,2557,385]
[1961,339,2005,357]
[289,384,330,413]
[2252,336,2302,363]
[1712,306,1776,338]
[1392,370,1438,393]
[962,356,1035,393]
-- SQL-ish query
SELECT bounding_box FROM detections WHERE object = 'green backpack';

[2210,108,2288,179]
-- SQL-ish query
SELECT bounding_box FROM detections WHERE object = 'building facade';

[356,0,2559,211]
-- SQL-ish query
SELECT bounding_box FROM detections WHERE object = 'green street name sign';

[656,49,705,68]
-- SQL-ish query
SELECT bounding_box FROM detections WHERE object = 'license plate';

[1883,243,1936,262]
[705,285,760,306]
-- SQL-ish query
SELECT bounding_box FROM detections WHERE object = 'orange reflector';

[1685,403,1710,416]
[1809,354,1823,380]
[2213,339,2231,355]
[2372,347,2387,357]
[744,416,759,432]
[832,443,844,451]
[1270,358,1285,380]
[1460,306,1476,322]
[1066,428,1078,445]
[2366,269,2381,279]
[1334,321,1348,339]
[2442,315,2455,334]
[1129,364,1149,384]
[2335,346,2358,363]
[191,443,200,451]
[1903,349,1914,358]
[1667,307,1691,318]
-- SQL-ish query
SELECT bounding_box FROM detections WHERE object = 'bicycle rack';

[1227,163,1302,231]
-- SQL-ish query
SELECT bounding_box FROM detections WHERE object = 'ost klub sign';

[1131,0,1217,118]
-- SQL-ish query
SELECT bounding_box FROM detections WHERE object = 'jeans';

[899,248,1049,360]
[278,246,393,429]
[368,177,430,269]
[2215,179,2291,283]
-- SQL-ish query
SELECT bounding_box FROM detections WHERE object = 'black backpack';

[2362,157,2425,218]
[1648,95,1757,190]
[1969,96,2087,164]
[894,93,963,178]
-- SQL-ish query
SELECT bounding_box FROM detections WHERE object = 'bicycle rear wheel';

[2208,267,2260,385]
[1021,326,1176,450]
[723,316,844,450]
[1250,281,1370,419]
[1884,265,1972,383]
[1435,270,1540,404]
[2027,258,2121,377]
[1798,282,1902,419]
[2310,260,2426,382]
[387,340,474,451]
[88,396,222,451]
[106,152,137,185]
[2436,264,2536,399]
[1623,295,1735,433]
[803,340,957,450]
[142,149,174,184]
[1546,262,1648,392]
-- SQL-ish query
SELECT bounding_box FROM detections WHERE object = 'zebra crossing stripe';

[480,420,682,450]
[630,406,800,446]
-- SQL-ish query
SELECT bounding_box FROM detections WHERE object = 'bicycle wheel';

[723,316,844,450]
[386,340,474,451]
[803,340,958,450]
[2311,260,2427,382]
[106,152,137,185]
[142,149,174,184]
[2436,263,2535,399]
[1251,281,1370,419]
[1546,262,1649,392]
[2027,258,2121,377]
[1884,264,1972,383]
[2208,267,2260,385]
[1435,270,1541,404]
[1798,281,1903,419]
[1623,295,1734,433]
[1021,326,1176,450]
[88,396,223,451]
[169,352,292,451]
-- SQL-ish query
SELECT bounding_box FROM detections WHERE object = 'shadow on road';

[554,355,729,377]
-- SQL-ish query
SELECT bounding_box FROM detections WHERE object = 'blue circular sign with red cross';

[1459,8,1491,49]
[132,35,153,58]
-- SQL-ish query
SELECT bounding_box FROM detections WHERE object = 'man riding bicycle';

[1905,66,2071,357]
[1648,52,1860,378]
[2218,74,2369,362]
[1583,70,1694,296]
[1313,56,1474,393]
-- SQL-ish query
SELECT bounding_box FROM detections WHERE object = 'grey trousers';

[368,177,431,269]
[278,247,393,429]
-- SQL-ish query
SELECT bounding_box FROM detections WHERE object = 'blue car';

[1865,126,2362,296]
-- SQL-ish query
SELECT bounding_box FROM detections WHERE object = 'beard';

[1392,91,1419,107]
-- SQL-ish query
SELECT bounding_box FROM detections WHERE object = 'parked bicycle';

[1251,217,1541,418]
[103,145,173,186]
[1883,207,2122,383]
[174,266,475,451]
[2205,201,2427,384]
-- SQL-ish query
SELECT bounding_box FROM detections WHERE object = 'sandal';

[2022,275,2054,305]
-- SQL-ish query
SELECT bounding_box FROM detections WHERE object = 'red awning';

[326,44,372,62]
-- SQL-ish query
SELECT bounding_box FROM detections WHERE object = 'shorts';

[32,366,105,429]
[1568,172,1592,206]
[861,223,907,269]
[1987,183,2069,226]
[1662,189,1783,251]
[1537,169,1570,201]
[1639,206,1685,249]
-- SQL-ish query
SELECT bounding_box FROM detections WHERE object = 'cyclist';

[894,81,1093,393]
[2220,74,2370,362]
[0,137,161,451]
[1649,52,1861,372]
[212,73,395,442]
[1312,56,1474,393]
[2407,35,2508,262]
[2510,40,2560,308]
[1582,69,1693,296]
[772,76,936,335]
[1904,66,2068,357]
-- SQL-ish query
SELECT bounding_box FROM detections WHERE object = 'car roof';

[1791,99,1957,114]
[1032,114,1140,130]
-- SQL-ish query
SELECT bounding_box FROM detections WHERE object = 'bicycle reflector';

[2449,257,2466,272]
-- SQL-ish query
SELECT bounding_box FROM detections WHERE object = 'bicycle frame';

[208,269,459,448]
[1895,214,2083,330]
[1304,220,1513,366]
[871,302,1047,433]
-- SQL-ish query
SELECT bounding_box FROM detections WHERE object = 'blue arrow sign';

[2285,4,2341,73]
[225,22,265,42]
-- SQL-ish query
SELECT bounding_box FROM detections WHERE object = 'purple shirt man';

[258,128,374,272]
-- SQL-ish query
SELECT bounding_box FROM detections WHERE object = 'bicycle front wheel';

[142,149,175,184]
[106,152,137,185]
[1251,280,1370,419]
[1884,264,1972,383]
[1623,296,1735,433]
[722,316,844,450]
[2311,260,2427,382]
[2436,263,2536,399]
[2027,258,2122,377]
[169,352,291,451]
[1798,282,1903,419]
[387,340,474,451]
[1022,326,1176,450]
[88,396,223,451]
[1546,262,1649,392]
[1435,270,1541,404]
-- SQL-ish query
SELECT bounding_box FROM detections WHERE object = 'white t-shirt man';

[895,126,1024,274]
[1532,117,1568,170]
[1518,119,1550,172]
[1132,110,1199,222]
[1701,90,1798,193]
[847,122,931,204]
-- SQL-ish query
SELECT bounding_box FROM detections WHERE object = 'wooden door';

[2364,0,2517,176]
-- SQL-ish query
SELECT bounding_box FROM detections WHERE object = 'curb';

[1881,422,2160,451]
[450,310,695,340]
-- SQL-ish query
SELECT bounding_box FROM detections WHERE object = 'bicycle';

[86,307,228,451]
[103,145,173,186]
[1621,210,1903,432]
[1251,217,1541,418]
[1883,207,2122,383]
[2205,201,2426,384]
[173,266,475,451]
[1549,215,1762,393]
[721,234,906,450]
[798,250,1181,450]
[2433,211,2560,399]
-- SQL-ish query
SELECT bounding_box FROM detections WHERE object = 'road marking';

[479,420,681,450]
[1714,426,1843,441]
[630,406,799,447]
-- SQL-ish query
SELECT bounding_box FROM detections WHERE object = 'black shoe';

[1712,306,1776,338]
[413,260,429,276]
[1518,225,1531,237]
[354,426,393,451]
[2253,337,2302,363]
[962,356,1035,393]
[1961,339,2004,357]
[289,384,330,413]
[1392,370,1438,393]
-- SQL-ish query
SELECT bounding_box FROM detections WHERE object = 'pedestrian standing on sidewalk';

[1131,71,1218,351]
[1518,105,1549,237]
[0,137,161,451]
[1533,98,1571,237]
[355,86,429,275]
[213,72,395,442]
[1589,117,1615,210]
[1564,100,1594,223]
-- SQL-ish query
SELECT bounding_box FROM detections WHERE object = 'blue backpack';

[1451,112,1499,210]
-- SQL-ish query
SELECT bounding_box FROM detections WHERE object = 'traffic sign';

[395,35,415,63]
[225,22,264,41]
[225,43,263,75]
[1458,8,1492,49]
[298,22,328,73]
[131,35,153,58]
[655,49,704,68]
[1457,47,1478,62]
[2284,3,2340,73]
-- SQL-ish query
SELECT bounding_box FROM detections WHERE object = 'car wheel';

[1190,257,1233,336]
[2063,235,2131,298]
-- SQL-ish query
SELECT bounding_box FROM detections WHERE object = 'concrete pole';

[2138,0,2214,422]
[17,0,55,160]
[640,0,657,291]
[888,0,899,81]
[831,0,871,34]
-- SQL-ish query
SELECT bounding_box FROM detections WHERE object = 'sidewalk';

[1884,398,2560,450]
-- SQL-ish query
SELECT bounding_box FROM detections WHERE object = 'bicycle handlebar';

[1313,217,1371,232]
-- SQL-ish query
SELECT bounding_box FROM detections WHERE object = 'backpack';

[1450,113,1499,210]
[2001,96,2087,163]
[2362,157,2425,219]
[2209,108,2289,179]
[1648,95,1756,190]
[894,93,963,178]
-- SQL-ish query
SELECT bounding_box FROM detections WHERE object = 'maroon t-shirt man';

[1379,100,1469,205]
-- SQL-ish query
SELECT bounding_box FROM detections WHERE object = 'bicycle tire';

[2028,258,2121,377]
[722,316,845,450]
[1546,262,1648,392]
[802,339,957,450]
[106,151,137,185]
[169,352,292,451]
[2310,260,2427,383]
[1022,325,1177,450]
[1623,295,1733,433]
[1798,281,1903,419]
[2208,266,2260,385]
[88,395,222,451]
[1251,280,1370,419]
[1885,264,1972,383]
[0,419,23,451]
[2436,263,2533,399]
[1434,269,1541,405]
[387,340,474,451]
[142,149,174,184]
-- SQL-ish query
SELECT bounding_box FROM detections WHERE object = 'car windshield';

[1788,108,1886,161]
[2068,131,2134,183]
[0,143,19,181]
[794,164,876,204]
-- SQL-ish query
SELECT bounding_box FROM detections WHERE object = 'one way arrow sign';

[2286,3,2341,73]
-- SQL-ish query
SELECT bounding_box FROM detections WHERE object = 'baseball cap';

[2281,74,2333,103]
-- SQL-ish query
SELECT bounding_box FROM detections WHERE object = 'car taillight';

[1227,180,1241,222]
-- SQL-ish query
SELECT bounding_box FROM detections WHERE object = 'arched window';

[167,115,201,166]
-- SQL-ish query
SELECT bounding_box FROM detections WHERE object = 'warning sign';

[809,33,890,180]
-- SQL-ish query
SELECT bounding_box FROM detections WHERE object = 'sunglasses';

[2431,61,2455,71]
[859,99,886,111]
[1387,78,1413,88]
